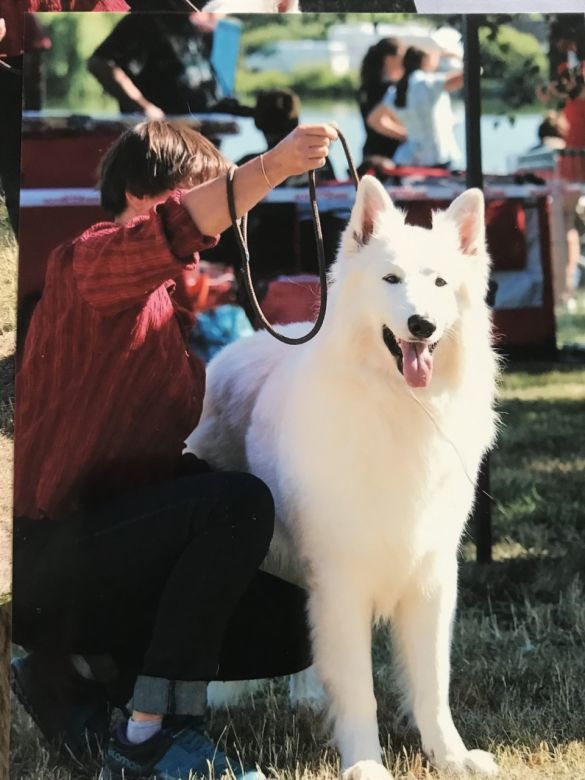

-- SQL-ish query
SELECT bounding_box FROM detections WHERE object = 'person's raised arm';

[365,104,408,142]
[181,123,338,236]
[444,70,464,93]
[73,124,337,315]
[88,55,165,119]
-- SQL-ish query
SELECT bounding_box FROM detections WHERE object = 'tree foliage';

[479,24,547,110]
[43,13,121,111]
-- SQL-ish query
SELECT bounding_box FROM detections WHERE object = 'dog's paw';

[342,760,394,780]
[437,749,499,776]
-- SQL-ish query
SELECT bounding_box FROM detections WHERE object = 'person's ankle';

[126,713,163,745]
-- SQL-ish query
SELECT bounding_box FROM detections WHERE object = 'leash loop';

[227,128,359,346]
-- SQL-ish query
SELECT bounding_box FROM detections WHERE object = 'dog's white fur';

[187,177,500,779]
[202,0,299,13]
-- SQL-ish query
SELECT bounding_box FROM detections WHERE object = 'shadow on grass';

[459,550,585,614]
[503,358,585,376]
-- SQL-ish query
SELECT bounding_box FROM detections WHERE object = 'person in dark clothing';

[0,10,51,236]
[88,13,224,119]
[12,118,338,780]
[357,37,407,170]
[0,3,25,236]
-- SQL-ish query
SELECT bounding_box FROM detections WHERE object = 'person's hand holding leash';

[263,123,339,181]
[182,122,338,237]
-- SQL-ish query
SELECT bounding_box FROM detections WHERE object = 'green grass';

[556,297,585,348]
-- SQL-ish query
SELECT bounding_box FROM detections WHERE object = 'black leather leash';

[226,128,359,345]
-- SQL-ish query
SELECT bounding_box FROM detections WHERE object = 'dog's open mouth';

[383,326,437,389]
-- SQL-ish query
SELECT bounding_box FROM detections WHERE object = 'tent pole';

[463,15,492,563]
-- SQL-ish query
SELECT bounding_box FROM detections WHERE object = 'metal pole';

[462,15,492,563]
[463,15,483,191]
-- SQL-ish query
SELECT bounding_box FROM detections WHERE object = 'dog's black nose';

[408,315,436,339]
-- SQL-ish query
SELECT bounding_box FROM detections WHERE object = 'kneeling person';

[12,119,337,779]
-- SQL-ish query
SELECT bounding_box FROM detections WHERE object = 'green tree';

[44,13,120,111]
[479,23,546,110]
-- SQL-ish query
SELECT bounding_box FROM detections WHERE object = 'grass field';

[3,203,585,779]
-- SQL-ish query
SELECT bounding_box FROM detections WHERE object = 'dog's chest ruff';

[275,362,477,552]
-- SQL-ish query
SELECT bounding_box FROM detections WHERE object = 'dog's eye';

[383,274,401,284]
[435,277,447,287]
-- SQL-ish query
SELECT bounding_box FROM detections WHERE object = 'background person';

[357,37,407,171]
[12,119,338,780]
[0,2,26,236]
[238,88,335,184]
[535,19,585,307]
[532,110,569,151]
[380,45,463,169]
[88,13,232,120]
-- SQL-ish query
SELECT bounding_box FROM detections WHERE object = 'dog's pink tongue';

[401,341,433,388]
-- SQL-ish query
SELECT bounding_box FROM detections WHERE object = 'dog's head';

[334,176,491,389]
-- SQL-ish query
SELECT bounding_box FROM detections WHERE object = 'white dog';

[186,176,500,779]
[202,0,299,12]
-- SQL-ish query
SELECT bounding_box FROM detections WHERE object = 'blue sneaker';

[103,718,266,780]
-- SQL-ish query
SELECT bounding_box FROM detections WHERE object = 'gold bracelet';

[259,154,275,189]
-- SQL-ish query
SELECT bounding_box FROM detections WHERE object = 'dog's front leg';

[392,555,498,776]
[309,581,393,780]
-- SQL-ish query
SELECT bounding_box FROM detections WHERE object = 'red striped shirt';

[14,192,218,520]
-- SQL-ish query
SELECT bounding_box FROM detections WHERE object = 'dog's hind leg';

[308,579,394,780]
[392,555,498,776]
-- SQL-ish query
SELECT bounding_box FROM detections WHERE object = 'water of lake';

[222,100,542,178]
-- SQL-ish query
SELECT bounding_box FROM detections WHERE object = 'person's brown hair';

[538,110,568,141]
[98,120,230,217]
[359,38,401,92]
[395,46,426,108]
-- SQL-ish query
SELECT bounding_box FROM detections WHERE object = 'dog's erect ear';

[443,188,486,256]
[343,175,397,253]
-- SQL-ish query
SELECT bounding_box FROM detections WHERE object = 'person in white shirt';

[378,46,463,169]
